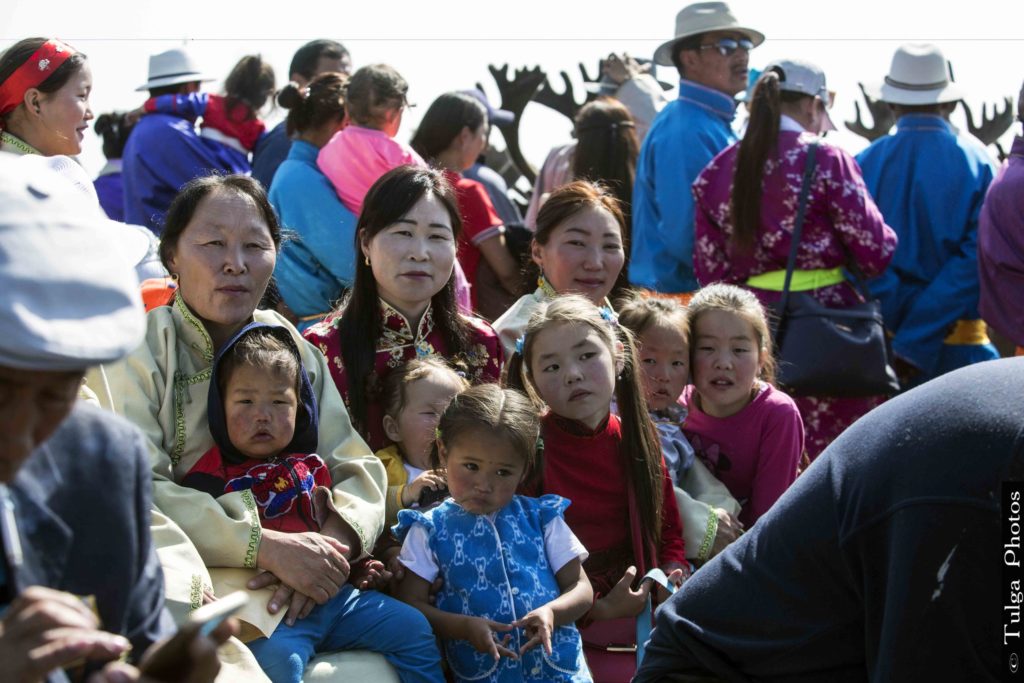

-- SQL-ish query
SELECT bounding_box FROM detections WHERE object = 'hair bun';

[277,81,305,110]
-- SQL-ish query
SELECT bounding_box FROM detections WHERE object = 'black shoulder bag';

[769,142,900,398]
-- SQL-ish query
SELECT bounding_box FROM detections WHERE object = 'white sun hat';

[867,43,965,106]
[653,2,765,67]
[136,47,214,92]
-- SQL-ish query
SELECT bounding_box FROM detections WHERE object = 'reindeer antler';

[961,97,1014,147]
[486,64,547,184]
[535,68,586,122]
[844,82,896,143]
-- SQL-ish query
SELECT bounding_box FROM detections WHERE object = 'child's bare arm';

[395,568,516,661]
[514,558,592,655]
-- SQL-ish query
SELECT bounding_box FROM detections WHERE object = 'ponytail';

[731,70,781,253]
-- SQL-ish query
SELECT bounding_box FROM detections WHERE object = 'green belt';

[746,267,845,292]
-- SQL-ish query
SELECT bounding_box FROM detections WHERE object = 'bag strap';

[779,141,820,310]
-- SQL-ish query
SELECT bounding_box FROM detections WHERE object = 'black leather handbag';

[769,142,900,398]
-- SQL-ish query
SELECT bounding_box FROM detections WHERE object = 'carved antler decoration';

[485,64,547,185]
[961,97,1014,159]
[844,82,896,143]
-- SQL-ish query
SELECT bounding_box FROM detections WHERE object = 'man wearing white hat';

[122,47,248,233]
[0,154,233,681]
[856,43,999,387]
[630,1,763,297]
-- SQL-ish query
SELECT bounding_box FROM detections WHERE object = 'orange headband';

[0,39,78,119]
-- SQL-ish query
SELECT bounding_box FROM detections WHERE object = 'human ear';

[382,413,402,443]
[530,239,544,268]
[614,340,626,376]
[358,229,372,260]
[436,441,448,467]
[23,88,42,115]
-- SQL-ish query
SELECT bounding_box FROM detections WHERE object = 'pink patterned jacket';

[693,130,897,307]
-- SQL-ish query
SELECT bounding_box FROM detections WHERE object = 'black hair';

[671,35,704,77]
[289,39,349,81]
[160,174,282,272]
[224,55,275,119]
[334,166,471,435]
[93,112,135,160]
[0,37,87,124]
[277,72,347,137]
[218,326,301,398]
[345,64,408,128]
[410,92,486,162]
[731,69,808,253]
[431,384,543,483]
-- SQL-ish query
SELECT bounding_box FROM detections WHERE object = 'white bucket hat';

[136,47,213,92]
[867,43,964,105]
[0,152,145,371]
[653,2,765,67]
[764,59,837,131]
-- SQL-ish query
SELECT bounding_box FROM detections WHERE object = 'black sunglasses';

[698,38,755,57]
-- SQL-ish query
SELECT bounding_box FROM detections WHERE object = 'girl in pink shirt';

[682,283,804,528]
[317,64,426,215]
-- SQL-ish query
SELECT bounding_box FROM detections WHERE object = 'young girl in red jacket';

[506,294,687,682]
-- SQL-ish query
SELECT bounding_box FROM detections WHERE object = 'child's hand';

[656,564,689,602]
[380,546,405,583]
[349,558,393,591]
[513,605,555,656]
[591,566,650,621]
[462,616,517,661]
[711,509,744,558]
[401,470,447,507]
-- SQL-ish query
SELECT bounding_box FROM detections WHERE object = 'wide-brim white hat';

[866,43,965,105]
[653,2,765,67]
[0,152,145,371]
[136,47,214,92]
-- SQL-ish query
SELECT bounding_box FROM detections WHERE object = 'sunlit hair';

[344,63,408,129]
[224,54,275,118]
[572,98,639,238]
[504,294,664,547]
[524,180,627,293]
[685,283,776,385]
[616,292,688,344]
[430,383,543,482]
[381,356,469,420]
[278,71,347,137]
[217,327,300,397]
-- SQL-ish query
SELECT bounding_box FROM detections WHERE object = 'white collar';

[779,114,807,134]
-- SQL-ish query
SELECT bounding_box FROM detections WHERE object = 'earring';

[169,272,179,283]
[364,256,370,267]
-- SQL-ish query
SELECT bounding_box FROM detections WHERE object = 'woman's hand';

[253,528,350,604]
[590,566,650,621]
[513,605,554,656]
[92,618,236,683]
[710,509,744,558]
[401,470,447,508]
[460,616,517,662]
[0,586,130,682]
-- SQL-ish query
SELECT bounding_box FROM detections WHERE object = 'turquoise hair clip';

[515,334,526,355]
[599,307,618,324]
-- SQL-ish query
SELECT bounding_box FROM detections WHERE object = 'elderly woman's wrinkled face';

[31,62,94,156]
[0,366,82,483]
[531,205,625,305]
[361,192,456,322]
[167,189,276,346]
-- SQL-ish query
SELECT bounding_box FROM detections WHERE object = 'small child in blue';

[394,384,594,682]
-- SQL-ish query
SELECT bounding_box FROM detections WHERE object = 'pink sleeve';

[747,392,803,523]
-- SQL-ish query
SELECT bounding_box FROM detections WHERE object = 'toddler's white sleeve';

[397,523,440,583]
[544,516,589,573]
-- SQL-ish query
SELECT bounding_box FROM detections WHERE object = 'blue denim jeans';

[247,585,443,683]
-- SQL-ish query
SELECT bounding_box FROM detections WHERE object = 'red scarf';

[0,39,77,123]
